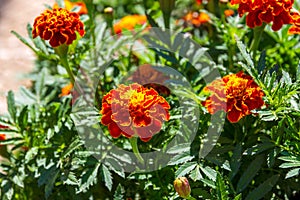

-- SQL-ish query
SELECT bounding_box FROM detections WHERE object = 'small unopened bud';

[104,7,113,14]
[174,177,191,199]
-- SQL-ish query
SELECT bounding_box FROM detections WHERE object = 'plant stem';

[130,137,144,164]
[55,45,75,85]
[250,24,266,60]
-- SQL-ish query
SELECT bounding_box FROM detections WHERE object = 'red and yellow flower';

[53,0,88,15]
[100,83,170,142]
[32,8,85,47]
[0,134,5,141]
[231,0,294,31]
[202,71,264,123]
[113,15,147,34]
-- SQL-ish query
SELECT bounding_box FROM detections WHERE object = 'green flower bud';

[174,177,191,199]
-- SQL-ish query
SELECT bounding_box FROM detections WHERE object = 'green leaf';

[7,91,16,122]
[79,163,101,192]
[216,173,229,200]
[297,61,300,80]
[25,147,39,163]
[105,157,125,178]
[200,166,217,182]
[200,178,216,189]
[175,162,197,178]
[167,152,194,166]
[244,143,275,156]
[229,143,242,180]
[257,50,266,76]
[62,138,83,158]
[279,162,300,168]
[189,165,203,181]
[101,164,113,191]
[236,154,264,193]
[234,194,242,200]
[245,174,279,200]
[285,168,300,179]
[11,30,37,54]
[113,184,125,200]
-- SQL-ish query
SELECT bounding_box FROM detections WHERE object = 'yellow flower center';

[130,91,145,106]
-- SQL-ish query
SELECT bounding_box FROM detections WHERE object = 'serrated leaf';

[62,138,82,158]
[236,154,264,193]
[216,173,229,200]
[234,194,242,200]
[105,157,125,178]
[189,165,203,181]
[114,184,125,200]
[278,156,300,163]
[101,164,113,191]
[200,166,217,182]
[200,178,216,189]
[167,152,194,166]
[79,163,100,192]
[245,175,279,200]
[11,30,37,53]
[285,168,300,179]
[175,162,197,178]
[243,143,275,156]
[257,50,266,76]
[279,162,300,168]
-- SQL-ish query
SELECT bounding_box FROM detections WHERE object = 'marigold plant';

[182,11,210,27]
[202,71,265,123]
[100,83,170,142]
[32,8,85,47]
[53,0,88,15]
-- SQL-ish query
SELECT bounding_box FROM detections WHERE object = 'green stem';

[55,45,75,84]
[163,12,171,29]
[250,24,266,60]
[130,137,144,164]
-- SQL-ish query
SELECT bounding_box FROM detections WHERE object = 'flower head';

[32,8,85,47]
[231,0,294,31]
[100,83,170,142]
[174,177,191,199]
[113,15,147,34]
[53,0,88,15]
[60,83,74,97]
[202,71,264,123]
[182,11,210,27]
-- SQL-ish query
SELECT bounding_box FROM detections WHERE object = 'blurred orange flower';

[231,0,293,31]
[100,83,170,142]
[182,11,210,27]
[202,71,264,123]
[32,8,85,47]
[60,83,74,97]
[0,134,5,141]
[288,12,300,34]
[113,15,147,34]
[224,9,235,17]
[129,64,171,96]
[53,0,88,15]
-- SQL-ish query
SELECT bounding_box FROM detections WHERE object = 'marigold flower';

[224,9,235,17]
[231,0,294,31]
[100,83,170,142]
[182,11,210,27]
[113,15,147,34]
[60,83,74,97]
[32,8,85,47]
[288,12,300,34]
[129,64,171,96]
[174,177,191,199]
[53,0,88,15]
[202,71,265,123]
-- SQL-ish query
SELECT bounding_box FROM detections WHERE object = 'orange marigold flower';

[60,83,74,97]
[182,11,210,27]
[202,71,264,123]
[53,0,88,15]
[32,8,85,47]
[113,15,147,34]
[100,83,170,142]
[288,12,300,34]
[231,0,293,31]
[129,64,171,96]
[224,9,235,17]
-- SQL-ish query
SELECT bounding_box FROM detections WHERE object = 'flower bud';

[174,177,191,199]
